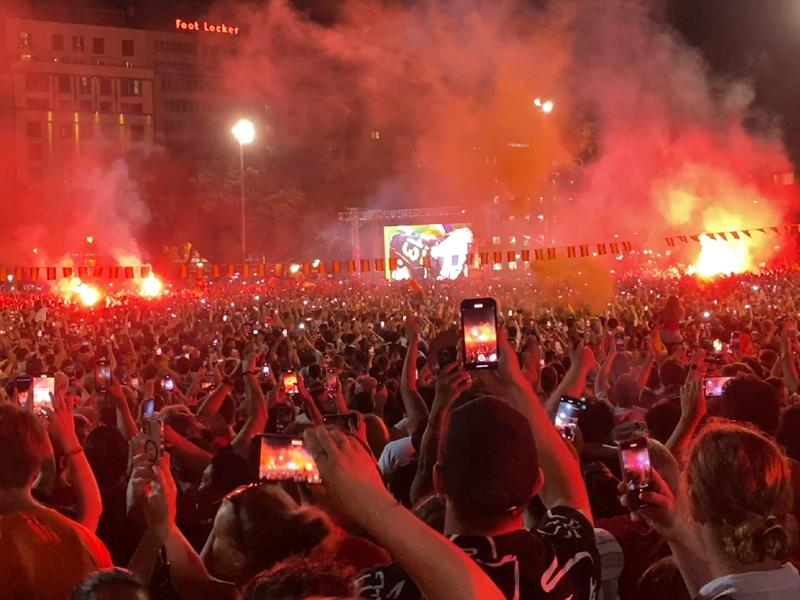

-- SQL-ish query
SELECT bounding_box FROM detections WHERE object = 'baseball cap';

[439,396,540,519]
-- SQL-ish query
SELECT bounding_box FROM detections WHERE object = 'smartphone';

[615,331,625,352]
[283,370,299,395]
[323,412,359,433]
[554,395,586,442]
[142,398,155,418]
[130,377,140,388]
[141,418,163,464]
[33,377,55,412]
[261,363,271,377]
[712,338,723,354]
[162,376,175,392]
[460,297,499,370]
[155,346,163,357]
[437,346,458,370]
[282,328,288,338]
[250,434,321,484]
[730,331,741,353]
[95,362,111,390]
[200,380,214,391]
[704,376,732,398]
[619,436,653,511]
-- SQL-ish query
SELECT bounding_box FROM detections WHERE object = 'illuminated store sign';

[175,18,240,35]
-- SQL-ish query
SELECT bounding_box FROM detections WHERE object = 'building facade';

[1,12,237,186]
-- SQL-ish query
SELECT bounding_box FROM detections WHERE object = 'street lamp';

[231,118,255,261]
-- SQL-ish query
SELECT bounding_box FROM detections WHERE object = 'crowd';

[1,270,800,599]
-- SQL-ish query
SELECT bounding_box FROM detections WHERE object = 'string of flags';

[1,224,797,281]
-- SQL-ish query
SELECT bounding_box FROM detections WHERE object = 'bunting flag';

[422,256,432,269]
[257,264,267,277]
[706,233,716,241]
[730,231,740,240]
[62,267,73,278]
[242,264,251,277]
[77,266,88,279]
[226,264,236,277]
[567,246,577,258]
[317,261,327,275]
[374,258,385,272]
[180,264,189,279]
[480,252,490,266]
[690,235,700,242]
[520,249,530,262]
[93,266,104,278]
[507,251,516,263]
[347,260,357,273]
[717,232,728,241]
[332,261,341,274]
[677,235,688,243]
[742,230,752,238]
[212,265,221,278]
[771,226,781,234]
[29,267,40,281]
[665,237,675,248]
[124,267,135,279]
[534,249,545,261]
[0,266,6,281]
[466,253,474,266]
[389,258,398,270]
[47,267,56,281]
[579,245,590,258]
[14,267,24,281]
[597,243,607,255]
[622,241,632,252]
[360,259,370,272]
[547,248,556,260]
[609,242,620,254]
[302,262,312,275]
[141,265,152,278]
[275,263,285,277]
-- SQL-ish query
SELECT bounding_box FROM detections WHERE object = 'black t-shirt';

[356,507,600,600]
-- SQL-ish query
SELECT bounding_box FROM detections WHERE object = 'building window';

[52,34,64,51]
[58,75,71,93]
[370,130,381,140]
[92,37,105,54]
[27,122,42,138]
[120,79,141,97]
[121,102,142,115]
[28,143,43,161]
[131,124,145,142]
[26,97,49,110]
[99,101,112,113]
[24,73,49,92]
[121,39,135,56]
[72,35,85,52]
[99,77,112,95]
[78,77,91,95]
[19,32,32,50]
[79,100,93,111]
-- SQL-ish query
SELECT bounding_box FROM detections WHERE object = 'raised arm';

[305,427,505,600]
[397,316,429,434]
[230,371,268,459]
[496,331,593,520]
[49,385,103,532]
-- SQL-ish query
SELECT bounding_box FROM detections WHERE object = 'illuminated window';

[57,75,71,93]
[78,77,91,95]
[99,78,112,95]
[370,130,380,140]
[99,101,112,113]
[79,100,93,111]
[72,35,85,52]
[52,34,64,51]
[92,37,104,54]
[122,39,135,56]
[19,32,31,50]
[492,236,501,245]
[120,79,141,97]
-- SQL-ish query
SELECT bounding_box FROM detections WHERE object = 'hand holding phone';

[619,436,653,511]
[704,376,731,398]
[283,370,299,395]
[250,434,321,484]
[554,395,586,442]
[323,412,359,433]
[162,376,175,392]
[32,376,55,413]
[460,298,499,370]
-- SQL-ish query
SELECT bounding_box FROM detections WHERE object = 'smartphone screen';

[130,377,140,388]
[323,412,358,432]
[33,377,55,412]
[619,436,652,511]
[261,364,271,377]
[554,395,586,442]
[712,338,723,354]
[142,398,155,418]
[251,435,321,484]
[704,376,732,398]
[283,370,299,395]
[162,376,174,392]
[95,363,111,389]
[460,298,499,370]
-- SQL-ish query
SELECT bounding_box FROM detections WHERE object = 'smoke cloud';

[215,0,793,269]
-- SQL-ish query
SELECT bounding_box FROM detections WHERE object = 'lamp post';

[231,118,255,261]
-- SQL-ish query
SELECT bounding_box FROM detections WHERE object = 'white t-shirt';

[698,563,800,600]
[378,436,415,478]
